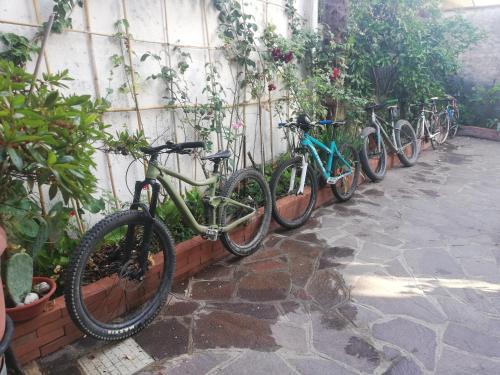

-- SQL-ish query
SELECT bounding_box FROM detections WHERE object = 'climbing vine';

[46,0,83,33]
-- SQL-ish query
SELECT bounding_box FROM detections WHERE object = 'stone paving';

[35,137,500,374]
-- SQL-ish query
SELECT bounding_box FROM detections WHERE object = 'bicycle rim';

[221,169,271,255]
[332,144,360,202]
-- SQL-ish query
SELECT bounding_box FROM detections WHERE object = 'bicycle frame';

[370,111,400,153]
[301,133,352,183]
[134,161,257,236]
[416,108,437,140]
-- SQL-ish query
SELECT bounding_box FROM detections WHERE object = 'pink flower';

[271,48,283,61]
[268,83,277,91]
[232,120,244,130]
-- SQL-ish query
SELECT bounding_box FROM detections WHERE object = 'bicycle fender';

[361,126,376,138]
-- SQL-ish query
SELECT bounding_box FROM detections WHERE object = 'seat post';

[213,160,220,174]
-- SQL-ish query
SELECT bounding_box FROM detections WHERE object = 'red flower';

[268,83,277,91]
[329,67,341,82]
[69,210,76,217]
[143,184,149,190]
[283,51,294,63]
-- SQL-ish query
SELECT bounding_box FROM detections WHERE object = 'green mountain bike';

[65,141,271,340]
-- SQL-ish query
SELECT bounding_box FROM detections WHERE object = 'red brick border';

[12,142,430,364]
[458,126,500,142]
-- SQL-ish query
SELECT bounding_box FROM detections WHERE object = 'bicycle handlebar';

[140,141,205,155]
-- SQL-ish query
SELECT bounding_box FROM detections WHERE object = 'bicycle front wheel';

[359,127,387,182]
[395,120,418,166]
[270,156,318,229]
[65,210,175,340]
[220,168,272,256]
[436,113,450,144]
[331,144,361,202]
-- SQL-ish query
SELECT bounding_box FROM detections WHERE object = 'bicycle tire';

[220,168,272,256]
[429,116,438,149]
[331,144,361,202]
[395,120,418,166]
[65,210,175,341]
[449,123,458,138]
[436,112,450,144]
[449,112,459,138]
[270,156,318,229]
[359,127,387,182]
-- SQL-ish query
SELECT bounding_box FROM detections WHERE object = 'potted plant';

[3,249,56,322]
[0,59,114,321]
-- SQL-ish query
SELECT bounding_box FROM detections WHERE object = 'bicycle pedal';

[202,228,219,241]
[326,176,340,184]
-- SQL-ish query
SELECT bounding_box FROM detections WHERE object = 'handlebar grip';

[178,141,205,150]
[319,120,332,125]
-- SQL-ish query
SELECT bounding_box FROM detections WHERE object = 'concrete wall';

[447,6,500,87]
[0,0,318,210]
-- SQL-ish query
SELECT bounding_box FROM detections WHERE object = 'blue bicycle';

[270,115,361,229]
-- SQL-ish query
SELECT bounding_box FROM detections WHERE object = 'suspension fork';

[124,180,161,276]
[288,152,309,195]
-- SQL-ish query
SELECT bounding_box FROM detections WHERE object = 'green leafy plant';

[0,60,145,287]
[0,61,110,206]
[156,189,204,243]
[0,33,39,67]
[346,0,482,104]
[458,83,500,129]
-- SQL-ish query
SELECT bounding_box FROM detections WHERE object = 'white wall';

[0,0,318,207]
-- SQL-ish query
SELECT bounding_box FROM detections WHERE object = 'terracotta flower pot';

[6,277,56,322]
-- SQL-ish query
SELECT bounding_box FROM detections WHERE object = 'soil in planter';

[82,229,163,285]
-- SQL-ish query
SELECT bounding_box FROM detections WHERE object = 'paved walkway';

[36,137,500,375]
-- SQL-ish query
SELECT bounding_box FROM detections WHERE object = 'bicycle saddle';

[365,99,399,112]
[200,150,231,162]
[364,103,385,111]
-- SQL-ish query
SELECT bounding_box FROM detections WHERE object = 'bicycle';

[65,141,272,340]
[359,100,418,182]
[410,98,449,150]
[446,95,460,139]
[270,115,361,229]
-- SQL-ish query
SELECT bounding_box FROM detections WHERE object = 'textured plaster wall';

[447,6,500,87]
[0,0,318,209]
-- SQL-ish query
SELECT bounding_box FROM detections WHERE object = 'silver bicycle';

[411,98,449,150]
[359,100,418,182]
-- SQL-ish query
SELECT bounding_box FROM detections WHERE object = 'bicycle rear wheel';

[359,128,387,182]
[65,210,175,340]
[220,168,272,256]
[270,156,318,229]
[331,144,361,202]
